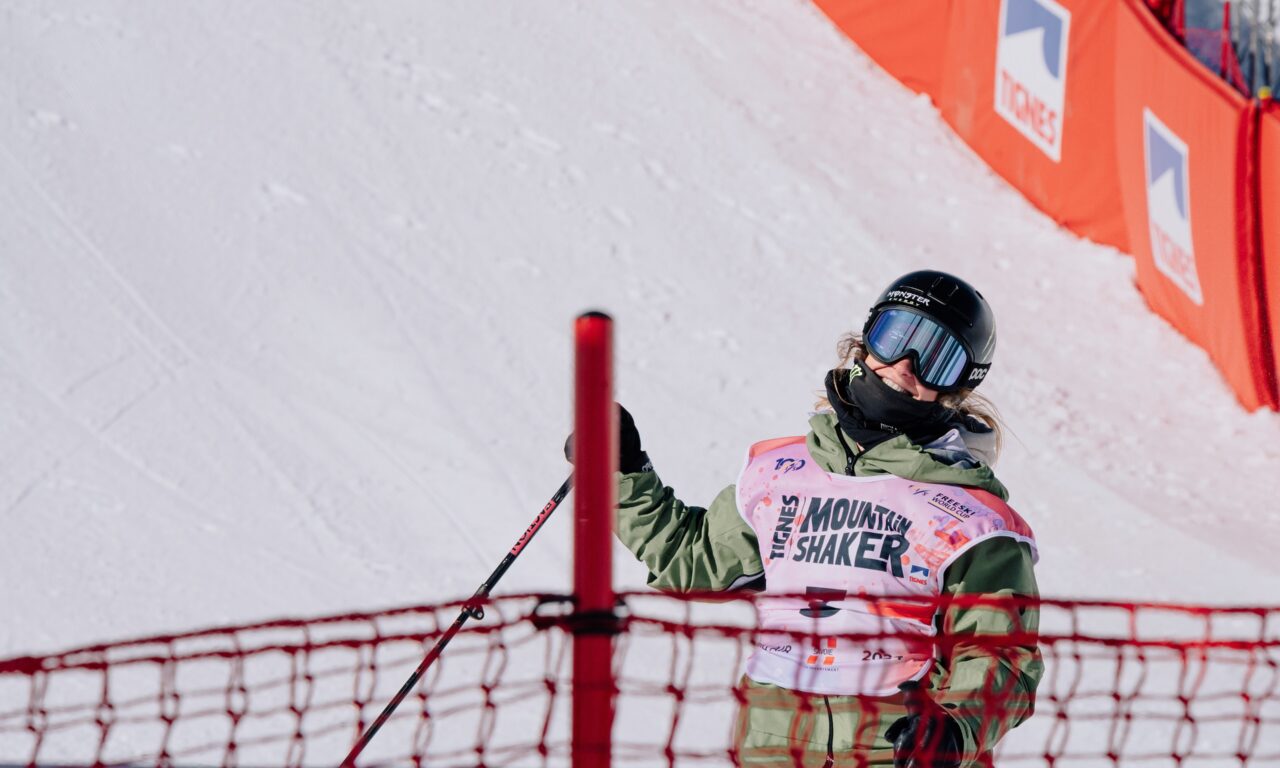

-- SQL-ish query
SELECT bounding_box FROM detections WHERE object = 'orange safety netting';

[1,594,1277,766]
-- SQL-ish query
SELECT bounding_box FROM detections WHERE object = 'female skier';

[574,271,1041,767]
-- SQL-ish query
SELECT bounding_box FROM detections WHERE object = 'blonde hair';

[815,332,1005,459]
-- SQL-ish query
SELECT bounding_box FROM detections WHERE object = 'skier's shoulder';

[746,435,807,460]
[903,477,1036,549]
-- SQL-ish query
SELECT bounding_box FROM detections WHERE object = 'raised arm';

[565,404,764,594]
[615,473,763,593]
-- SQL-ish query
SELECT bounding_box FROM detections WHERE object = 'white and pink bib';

[737,436,1036,696]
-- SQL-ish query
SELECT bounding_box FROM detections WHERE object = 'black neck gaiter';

[824,363,956,457]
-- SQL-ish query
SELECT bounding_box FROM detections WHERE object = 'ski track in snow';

[0,0,1277,666]
[310,241,500,565]
[0,141,193,375]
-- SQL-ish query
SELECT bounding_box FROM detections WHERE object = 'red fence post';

[572,311,616,768]
[1242,98,1280,406]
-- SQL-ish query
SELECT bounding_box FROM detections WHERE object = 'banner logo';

[995,0,1071,161]
[1143,110,1203,305]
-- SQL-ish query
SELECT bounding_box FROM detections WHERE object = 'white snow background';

[2,0,1278,763]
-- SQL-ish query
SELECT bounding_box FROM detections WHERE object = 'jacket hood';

[805,412,1009,501]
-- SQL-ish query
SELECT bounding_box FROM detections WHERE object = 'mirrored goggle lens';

[866,309,969,388]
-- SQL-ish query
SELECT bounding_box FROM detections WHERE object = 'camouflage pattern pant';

[733,676,906,768]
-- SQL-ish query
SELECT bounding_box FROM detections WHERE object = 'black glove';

[563,403,652,473]
[883,681,964,768]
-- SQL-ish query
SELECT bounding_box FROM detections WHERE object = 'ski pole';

[339,475,573,768]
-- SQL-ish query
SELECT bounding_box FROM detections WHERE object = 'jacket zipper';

[834,428,857,475]
[822,695,835,768]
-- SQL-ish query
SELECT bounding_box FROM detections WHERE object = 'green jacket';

[615,413,1042,766]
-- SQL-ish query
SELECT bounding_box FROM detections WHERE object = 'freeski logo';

[928,492,975,522]
[1144,110,1202,305]
[994,0,1071,161]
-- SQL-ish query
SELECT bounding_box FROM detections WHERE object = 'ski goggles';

[864,308,987,391]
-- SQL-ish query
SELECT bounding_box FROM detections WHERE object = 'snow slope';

[2,0,1278,666]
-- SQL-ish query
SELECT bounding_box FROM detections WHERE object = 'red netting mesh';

[1,594,1278,767]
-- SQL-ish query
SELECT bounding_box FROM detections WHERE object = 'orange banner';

[812,0,1279,410]
[937,0,1127,250]
[1259,104,1280,395]
[811,0,949,100]
[1114,0,1274,410]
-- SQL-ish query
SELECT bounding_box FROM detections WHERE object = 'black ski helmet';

[861,270,997,391]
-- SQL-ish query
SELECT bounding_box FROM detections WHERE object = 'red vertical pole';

[572,311,616,768]
[1241,98,1280,407]
[1223,2,1232,79]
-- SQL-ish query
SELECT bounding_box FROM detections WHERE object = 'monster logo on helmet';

[862,271,997,392]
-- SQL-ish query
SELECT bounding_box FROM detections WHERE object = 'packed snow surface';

[2,0,1278,664]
